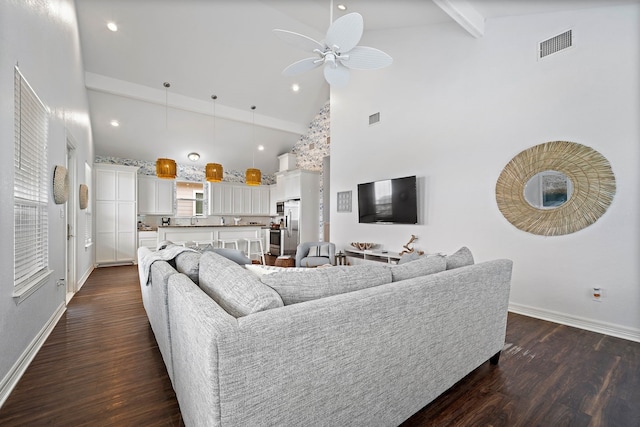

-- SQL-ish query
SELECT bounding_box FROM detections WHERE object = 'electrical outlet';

[592,287,602,302]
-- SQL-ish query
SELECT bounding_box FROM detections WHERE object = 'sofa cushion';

[244,264,309,278]
[175,251,202,284]
[397,251,422,264]
[199,251,283,317]
[390,255,446,282]
[260,264,392,305]
[203,247,251,265]
[307,244,330,258]
[445,247,474,270]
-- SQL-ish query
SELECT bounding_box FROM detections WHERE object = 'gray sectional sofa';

[137,246,513,426]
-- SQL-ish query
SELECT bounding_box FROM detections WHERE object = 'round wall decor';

[79,184,89,209]
[53,165,69,204]
[495,141,616,236]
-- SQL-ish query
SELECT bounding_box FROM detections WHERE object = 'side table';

[275,256,295,268]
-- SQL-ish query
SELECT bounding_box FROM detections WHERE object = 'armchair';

[295,242,336,267]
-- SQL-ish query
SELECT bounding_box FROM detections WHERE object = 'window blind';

[14,66,49,288]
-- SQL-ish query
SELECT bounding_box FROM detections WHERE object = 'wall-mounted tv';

[357,175,418,224]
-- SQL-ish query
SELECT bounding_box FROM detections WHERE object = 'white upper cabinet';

[275,169,320,202]
[137,175,174,215]
[209,182,270,215]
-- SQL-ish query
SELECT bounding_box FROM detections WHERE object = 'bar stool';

[218,239,239,250]
[244,237,266,265]
[195,240,216,249]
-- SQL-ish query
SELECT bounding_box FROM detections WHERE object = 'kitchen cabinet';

[252,186,270,215]
[138,230,158,250]
[95,164,138,265]
[274,169,320,202]
[138,175,174,215]
[209,182,270,215]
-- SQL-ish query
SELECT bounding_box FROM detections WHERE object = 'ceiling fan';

[273,10,393,87]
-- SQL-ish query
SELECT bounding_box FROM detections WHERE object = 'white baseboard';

[0,302,66,409]
[509,303,640,343]
[77,264,94,293]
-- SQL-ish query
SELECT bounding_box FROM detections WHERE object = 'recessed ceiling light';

[257,145,265,151]
[110,120,119,127]
[337,4,347,11]
[292,83,300,92]
[107,21,118,32]
[188,152,200,161]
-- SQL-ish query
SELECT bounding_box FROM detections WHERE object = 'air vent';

[539,30,572,59]
[369,112,380,125]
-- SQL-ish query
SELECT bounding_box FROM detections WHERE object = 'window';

[14,67,51,299]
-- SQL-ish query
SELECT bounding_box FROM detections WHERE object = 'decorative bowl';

[350,242,375,251]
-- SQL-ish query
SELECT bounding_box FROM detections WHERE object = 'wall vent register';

[539,29,572,59]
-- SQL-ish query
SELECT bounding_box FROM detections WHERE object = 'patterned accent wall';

[94,156,276,185]
[291,101,330,237]
[291,101,330,172]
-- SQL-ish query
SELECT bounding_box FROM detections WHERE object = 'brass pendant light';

[206,94,224,182]
[156,158,177,179]
[245,105,261,186]
[156,82,177,179]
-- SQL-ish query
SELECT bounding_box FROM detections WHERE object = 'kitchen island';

[156,225,268,251]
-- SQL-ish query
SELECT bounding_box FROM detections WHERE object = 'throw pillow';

[445,247,474,270]
[199,251,283,317]
[260,264,392,305]
[390,255,446,282]
[175,251,202,284]
[202,247,251,265]
[307,244,330,258]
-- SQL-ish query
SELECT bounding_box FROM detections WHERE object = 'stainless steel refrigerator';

[282,199,300,255]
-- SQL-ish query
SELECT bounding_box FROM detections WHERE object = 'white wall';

[0,0,94,402]
[330,5,639,340]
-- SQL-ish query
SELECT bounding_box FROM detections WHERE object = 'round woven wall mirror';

[495,141,616,236]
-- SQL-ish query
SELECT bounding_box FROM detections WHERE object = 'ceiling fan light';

[245,168,261,186]
[156,158,177,179]
[206,163,224,182]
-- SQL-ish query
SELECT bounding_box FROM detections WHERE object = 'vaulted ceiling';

[76,0,638,175]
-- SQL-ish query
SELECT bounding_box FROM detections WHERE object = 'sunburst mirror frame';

[495,141,616,236]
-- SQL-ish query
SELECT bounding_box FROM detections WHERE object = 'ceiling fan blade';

[323,63,350,87]
[283,57,322,76]
[273,29,324,52]
[325,12,363,53]
[340,46,393,70]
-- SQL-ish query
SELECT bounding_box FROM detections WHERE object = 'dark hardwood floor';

[1,265,638,426]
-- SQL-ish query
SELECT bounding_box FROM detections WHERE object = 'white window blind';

[14,66,49,289]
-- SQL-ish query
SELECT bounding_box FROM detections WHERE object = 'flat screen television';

[357,175,418,224]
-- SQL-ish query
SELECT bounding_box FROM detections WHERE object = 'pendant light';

[156,82,177,179]
[245,105,261,186]
[206,94,224,182]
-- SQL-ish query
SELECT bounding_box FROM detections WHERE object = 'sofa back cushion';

[260,264,392,305]
[199,251,284,317]
[445,247,474,270]
[390,255,446,282]
[175,251,202,284]
[203,247,251,265]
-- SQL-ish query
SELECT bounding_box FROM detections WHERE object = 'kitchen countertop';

[158,224,268,228]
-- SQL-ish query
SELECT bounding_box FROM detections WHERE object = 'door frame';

[65,136,77,304]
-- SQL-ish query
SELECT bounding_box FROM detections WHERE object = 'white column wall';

[0,0,95,396]
[330,5,639,338]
